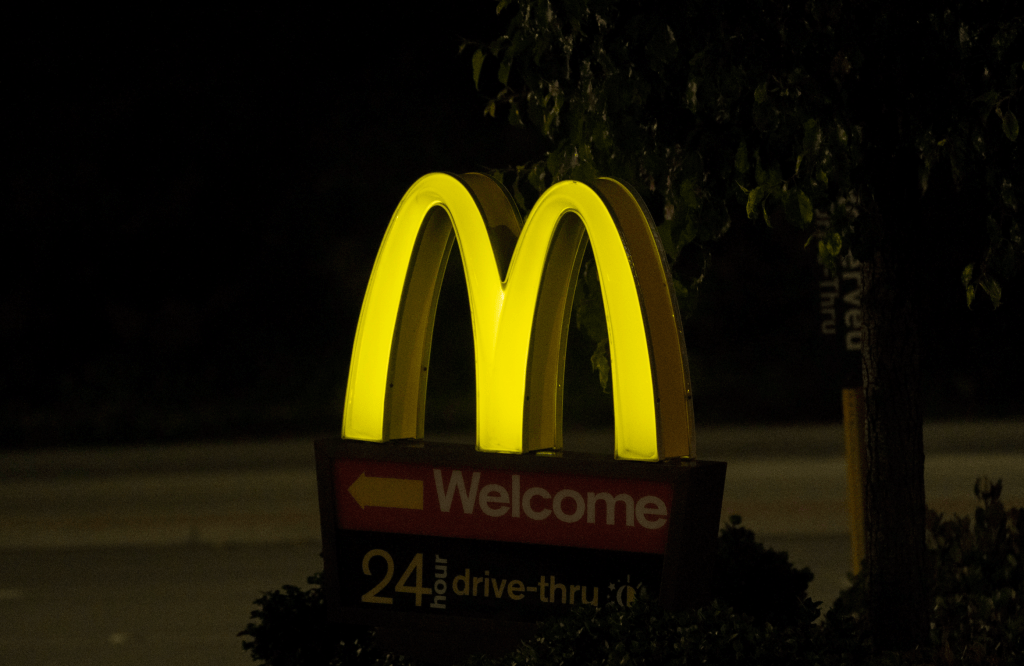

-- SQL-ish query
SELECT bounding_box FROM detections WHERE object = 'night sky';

[4,5,1022,447]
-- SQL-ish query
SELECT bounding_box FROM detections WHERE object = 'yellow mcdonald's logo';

[342,173,695,461]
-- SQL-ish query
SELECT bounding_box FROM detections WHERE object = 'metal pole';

[842,387,867,575]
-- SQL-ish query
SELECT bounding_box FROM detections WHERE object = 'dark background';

[4,6,1022,449]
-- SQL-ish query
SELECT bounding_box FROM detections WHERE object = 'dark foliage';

[929,478,1024,661]
[838,477,1024,664]
[242,482,1023,664]
[469,590,879,666]
[241,517,820,665]
[239,572,378,666]
[713,514,815,626]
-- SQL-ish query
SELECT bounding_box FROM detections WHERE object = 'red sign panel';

[334,459,673,554]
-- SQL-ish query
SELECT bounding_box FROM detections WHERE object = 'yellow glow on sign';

[342,173,695,461]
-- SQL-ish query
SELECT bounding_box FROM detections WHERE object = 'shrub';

[836,477,1023,665]
[241,518,819,665]
[461,592,874,666]
[713,515,815,626]
[239,572,378,666]
[241,483,1023,665]
[928,478,1023,662]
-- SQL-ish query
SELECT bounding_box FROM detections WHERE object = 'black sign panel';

[338,530,662,623]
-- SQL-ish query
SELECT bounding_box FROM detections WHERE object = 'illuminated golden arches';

[342,172,695,461]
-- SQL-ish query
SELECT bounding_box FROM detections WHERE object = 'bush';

[713,515,815,627]
[239,572,378,666]
[836,477,1024,665]
[461,592,874,666]
[241,518,818,665]
[241,481,1023,665]
[929,478,1024,662]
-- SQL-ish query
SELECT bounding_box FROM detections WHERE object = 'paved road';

[0,543,322,666]
[1,420,1020,665]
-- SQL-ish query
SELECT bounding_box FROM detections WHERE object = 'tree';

[468,0,1023,651]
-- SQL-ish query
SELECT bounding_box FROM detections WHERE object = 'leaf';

[575,273,607,343]
[507,101,523,127]
[817,168,828,185]
[484,100,496,117]
[1002,111,1019,142]
[527,162,547,194]
[1001,181,1018,210]
[834,124,849,151]
[590,341,611,393]
[472,49,485,90]
[657,223,676,260]
[803,119,821,154]
[680,178,700,211]
[752,101,780,132]
[949,135,967,185]
[745,186,765,219]
[797,189,813,226]
[686,78,698,113]
[754,82,768,104]
[735,141,749,173]
[542,86,564,136]
[818,232,842,258]
[575,278,611,391]
[678,218,699,246]
[683,151,705,180]
[961,263,975,288]
[511,176,527,212]
[546,149,565,181]
[498,58,511,86]
[980,276,1002,308]
[784,190,802,225]
[961,263,977,308]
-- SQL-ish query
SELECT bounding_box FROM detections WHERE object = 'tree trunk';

[860,248,929,650]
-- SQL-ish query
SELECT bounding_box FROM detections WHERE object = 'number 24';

[361,549,432,606]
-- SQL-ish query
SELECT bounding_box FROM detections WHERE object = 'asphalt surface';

[0,542,322,666]
[1,420,1021,665]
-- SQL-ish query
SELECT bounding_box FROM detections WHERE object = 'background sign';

[814,213,863,388]
[316,439,726,660]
